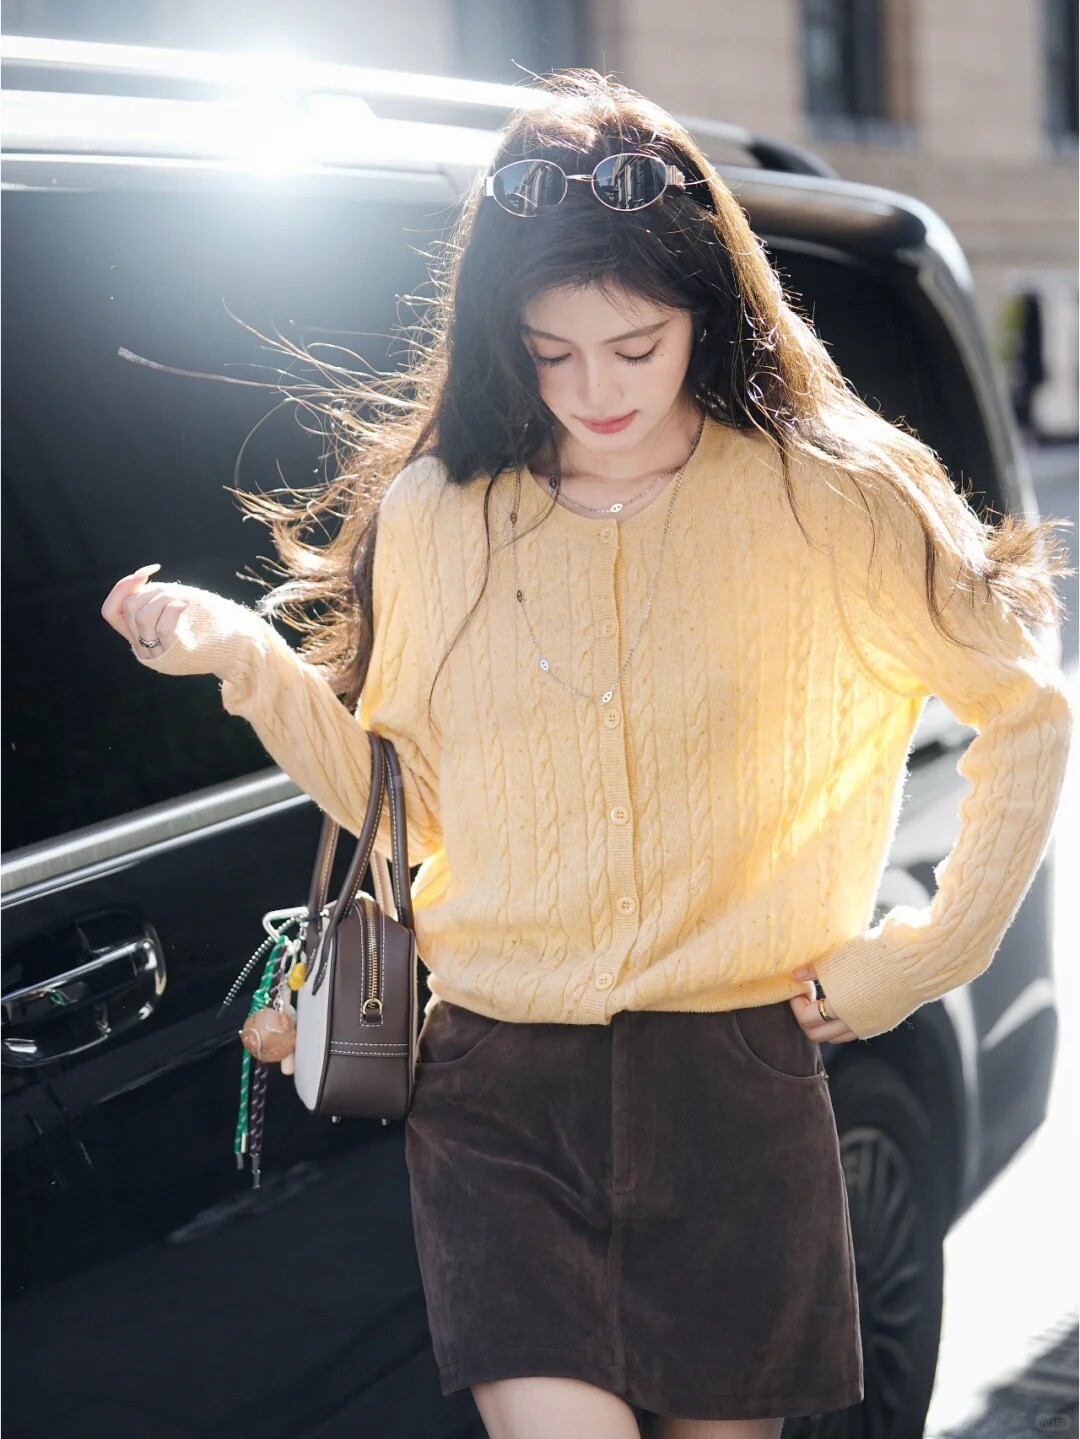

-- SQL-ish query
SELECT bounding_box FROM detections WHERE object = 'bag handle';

[367,738,415,928]
[304,730,416,945]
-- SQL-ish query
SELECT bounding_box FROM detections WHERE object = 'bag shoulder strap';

[304,730,416,938]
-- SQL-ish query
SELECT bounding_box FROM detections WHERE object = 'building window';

[455,0,590,84]
[1043,0,1079,146]
[801,0,913,146]
[804,0,884,119]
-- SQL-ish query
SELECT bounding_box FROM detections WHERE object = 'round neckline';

[514,411,726,539]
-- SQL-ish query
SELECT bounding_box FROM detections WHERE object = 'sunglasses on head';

[484,151,716,218]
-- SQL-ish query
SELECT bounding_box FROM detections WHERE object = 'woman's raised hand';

[103,563,286,688]
[100,563,196,661]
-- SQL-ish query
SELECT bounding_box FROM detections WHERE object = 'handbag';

[292,729,420,1121]
[225,729,421,1188]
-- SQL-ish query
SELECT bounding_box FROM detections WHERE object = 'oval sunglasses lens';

[493,160,567,215]
[592,155,668,210]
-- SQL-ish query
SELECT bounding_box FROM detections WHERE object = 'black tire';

[781,1055,948,1439]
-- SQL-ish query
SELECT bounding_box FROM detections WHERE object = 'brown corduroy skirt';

[404,997,864,1423]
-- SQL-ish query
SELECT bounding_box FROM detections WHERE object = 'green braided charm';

[233,935,289,1168]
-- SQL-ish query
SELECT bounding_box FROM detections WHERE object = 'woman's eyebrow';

[520,319,668,344]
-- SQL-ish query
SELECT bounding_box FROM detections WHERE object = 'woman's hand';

[788,963,860,1044]
[101,562,192,661]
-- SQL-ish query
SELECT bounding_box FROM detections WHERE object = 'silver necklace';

[547,459,678,516]
[510,409,706,708]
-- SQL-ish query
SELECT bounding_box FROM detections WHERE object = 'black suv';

[1,36,1063,1439]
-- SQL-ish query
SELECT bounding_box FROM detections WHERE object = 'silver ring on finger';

[137,634,162,649]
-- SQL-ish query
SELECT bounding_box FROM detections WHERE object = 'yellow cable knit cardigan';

[130,415,1074,1038]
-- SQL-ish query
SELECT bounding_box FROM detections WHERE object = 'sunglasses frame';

[483,151,714,217]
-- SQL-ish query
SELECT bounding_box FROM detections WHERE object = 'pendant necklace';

[509,408,706,708]
[548,460,676,515]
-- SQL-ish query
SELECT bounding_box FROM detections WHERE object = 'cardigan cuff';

[127,585,294,700]
[810,904,938,1040]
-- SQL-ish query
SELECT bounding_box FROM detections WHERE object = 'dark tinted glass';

[768,244,1003,516]
[491,160,568,215]
[592,155,668,209]
[803,0,886,120]
[1,186,442,852]
[1043,0,1079,139]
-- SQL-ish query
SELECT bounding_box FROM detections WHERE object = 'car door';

[1,167,469,1438]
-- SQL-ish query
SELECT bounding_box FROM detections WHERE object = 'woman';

[101,70,1073,1439]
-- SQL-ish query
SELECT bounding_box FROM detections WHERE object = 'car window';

[3,187,1006,854]
[1,186,445,853]
[769,244,1004,516]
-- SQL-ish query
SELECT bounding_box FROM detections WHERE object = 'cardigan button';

[609,805,630,825]
[598,619,617,637]
[616,895,637,915]
[593,972,614,990]
[603,709,622,728]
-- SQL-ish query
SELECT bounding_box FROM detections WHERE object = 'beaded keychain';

[218,905,323,1189]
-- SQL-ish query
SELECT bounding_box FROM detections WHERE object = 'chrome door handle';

[2,930,166,1068]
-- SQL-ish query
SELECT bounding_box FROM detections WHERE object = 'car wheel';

[782,1055,947,1439]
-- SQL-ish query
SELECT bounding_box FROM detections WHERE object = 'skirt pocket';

[417,999,505,1070]
[728,1000,826,1085]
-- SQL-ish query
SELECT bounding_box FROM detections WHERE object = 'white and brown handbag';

[292,730,421,1122]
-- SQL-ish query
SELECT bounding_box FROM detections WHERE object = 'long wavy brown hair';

[227,67,1072,737]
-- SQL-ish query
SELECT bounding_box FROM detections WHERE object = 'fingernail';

[142,563,161,575]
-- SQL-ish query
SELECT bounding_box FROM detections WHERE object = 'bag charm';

[218,906,315,1189]
[240,984,296,1063]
